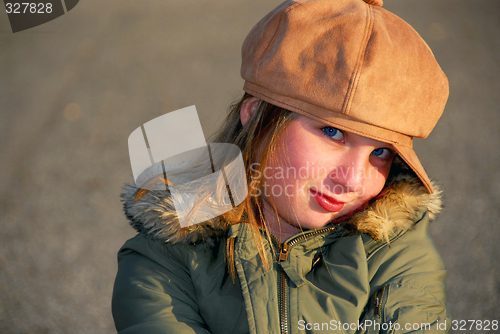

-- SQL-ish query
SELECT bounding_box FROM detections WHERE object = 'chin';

[293,214,335,230]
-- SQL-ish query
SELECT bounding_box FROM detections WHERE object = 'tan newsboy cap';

[241,0,449,193]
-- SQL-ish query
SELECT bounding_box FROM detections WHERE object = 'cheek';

[359,167,389,200]
[279,125,323,176]
[261,126,315,201]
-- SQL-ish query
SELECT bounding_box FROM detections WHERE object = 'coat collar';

[121,168,442,245]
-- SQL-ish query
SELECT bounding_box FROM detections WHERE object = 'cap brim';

[392,144,434,194]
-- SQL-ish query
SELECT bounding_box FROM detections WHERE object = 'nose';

[328,148,372,194]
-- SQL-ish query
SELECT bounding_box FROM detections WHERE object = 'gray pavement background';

[0,0,498,333]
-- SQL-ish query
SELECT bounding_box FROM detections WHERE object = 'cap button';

[363,0,383,6]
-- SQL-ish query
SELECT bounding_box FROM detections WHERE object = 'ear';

[240,97,260,126]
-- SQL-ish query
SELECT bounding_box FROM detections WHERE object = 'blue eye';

[372,148,390,159]
[322,127,344,141]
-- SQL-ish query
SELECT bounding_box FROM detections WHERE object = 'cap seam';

[256,1,302,86]
[341,3,374,116]
[243,84,412,147]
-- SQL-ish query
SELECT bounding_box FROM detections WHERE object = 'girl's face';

[259,116,395,240]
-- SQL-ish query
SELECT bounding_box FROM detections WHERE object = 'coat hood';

[121,163,442,245]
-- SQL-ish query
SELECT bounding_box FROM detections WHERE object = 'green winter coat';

[112,173,450,334]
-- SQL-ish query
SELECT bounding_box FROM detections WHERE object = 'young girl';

[112,0,450,333]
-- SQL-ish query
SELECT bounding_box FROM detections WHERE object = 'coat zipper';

[373,285,387,317]
[278,267,288,334]
[277,226,336,261]
[272,226,337,334]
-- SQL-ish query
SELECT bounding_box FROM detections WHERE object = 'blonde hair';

[211,93,300,276]
[134,92,299,277]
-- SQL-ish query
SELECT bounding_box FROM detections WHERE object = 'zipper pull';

[279,242,290,262]
[374,294,381,317]
[373,285,386,317]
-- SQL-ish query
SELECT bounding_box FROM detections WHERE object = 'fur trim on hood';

[121,168,442,245]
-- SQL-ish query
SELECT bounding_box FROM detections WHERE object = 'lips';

[310,189,345,213]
